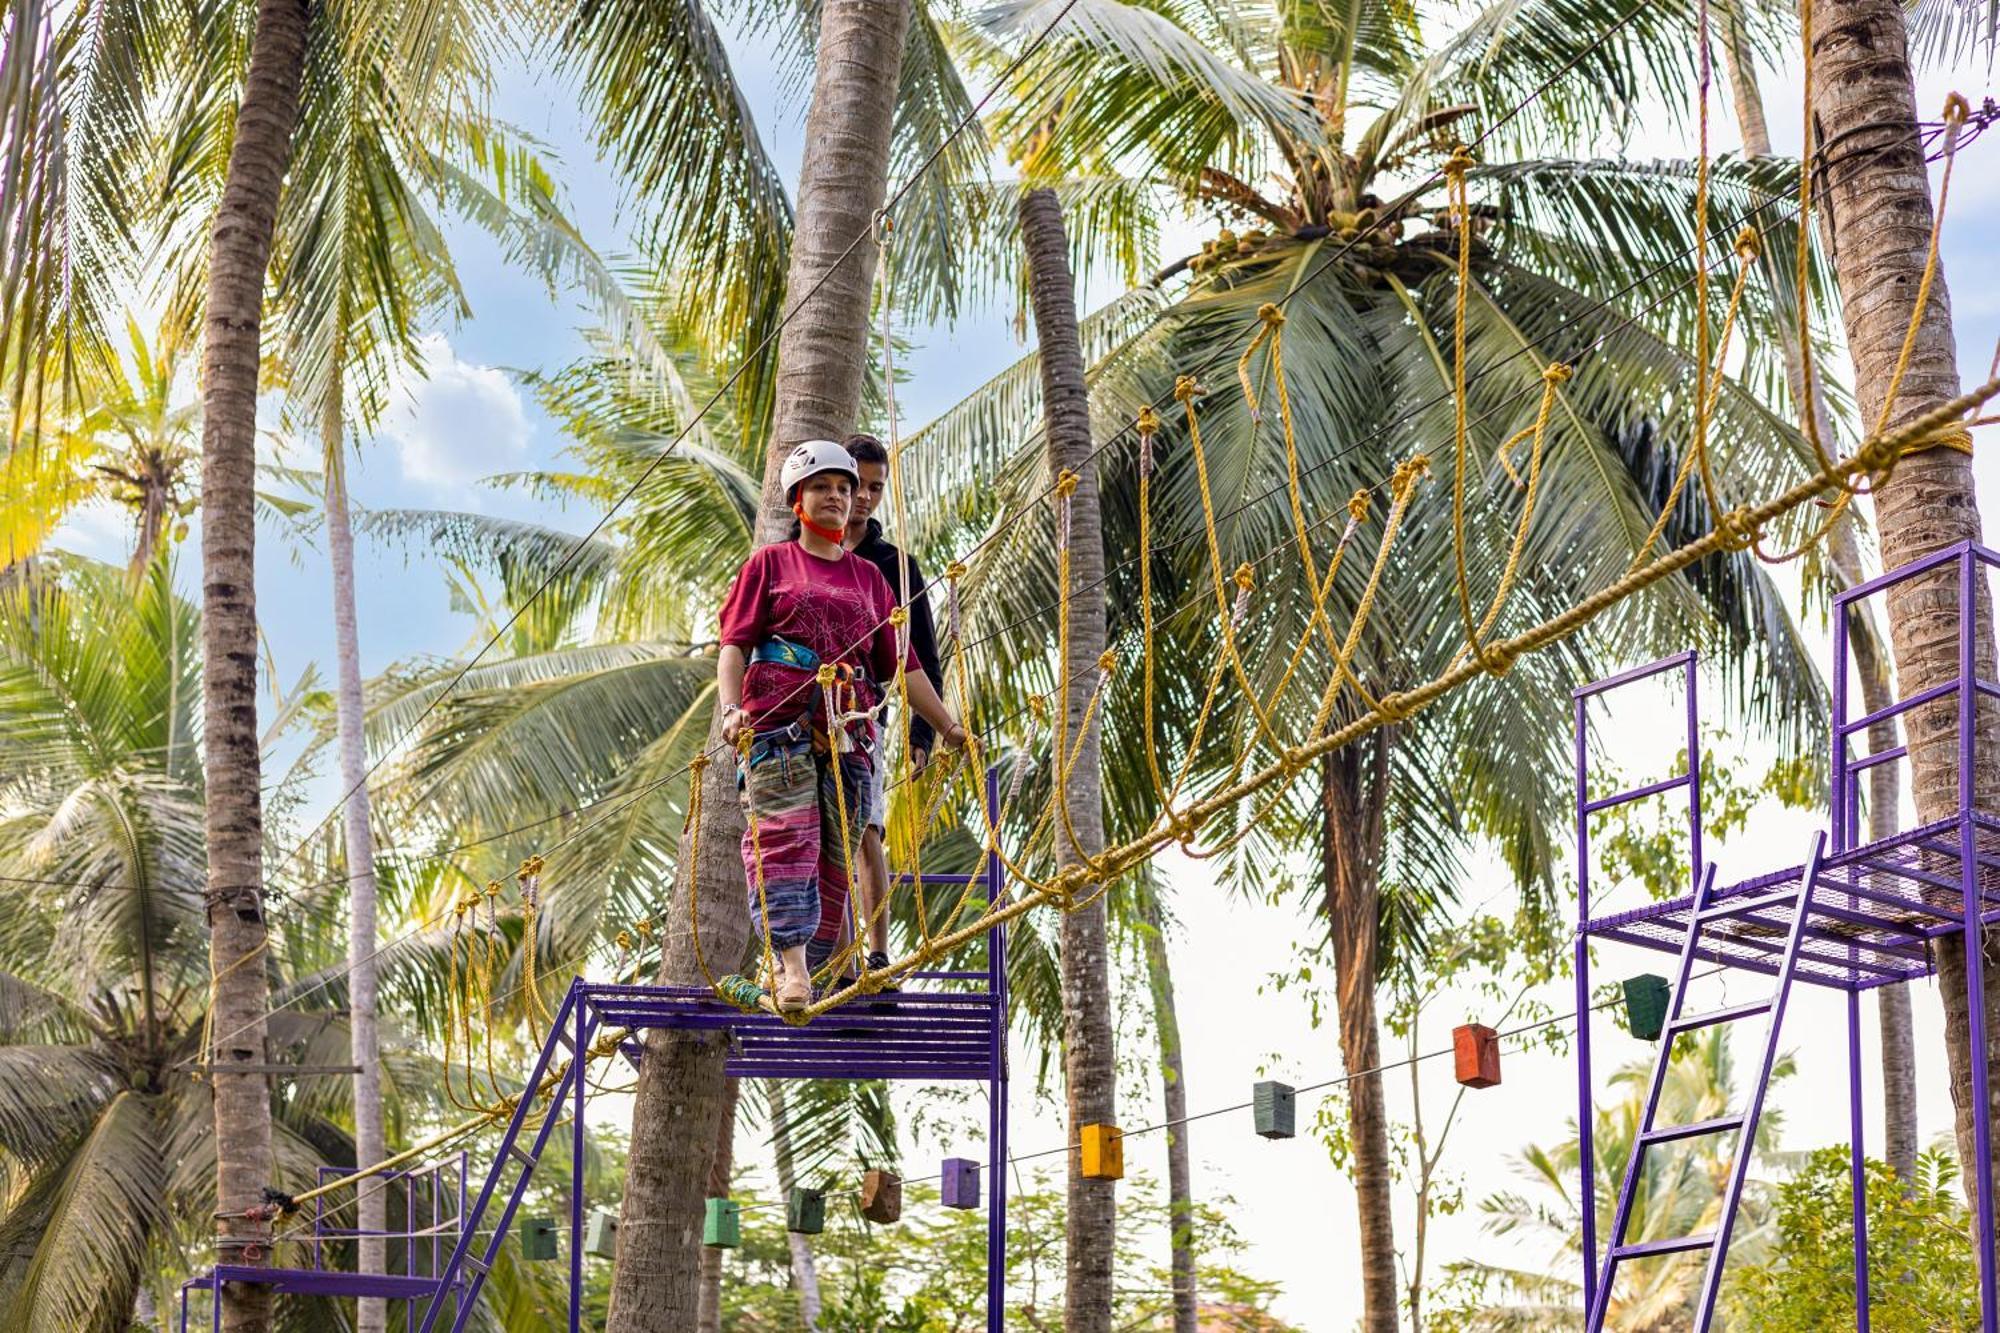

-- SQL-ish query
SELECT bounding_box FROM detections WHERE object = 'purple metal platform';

[409,767,1013,1333]
[178,1154,468,1331]
[1574,541,2000,1330]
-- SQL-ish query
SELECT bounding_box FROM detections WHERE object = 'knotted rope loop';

[1715,506,1761,551]
[945,560,968,581]
[1136,404,1162,437]
[1348,489,1372,523]
[1392,454,1432,497]
[1476,641,1520,677]
[889,607,909,628]
[1173,375,1201,403]
[871,208,894,242]
[815,663,838,688]
[1233,562,1255,592]
[1257,302,1286,328]
[1096,649,1117,675]
[1733,227,1762,262]
[1945,90,1972,125]
[1375,691,1416,723]
[1444,143,1477,178]
[1543,362,1573,385]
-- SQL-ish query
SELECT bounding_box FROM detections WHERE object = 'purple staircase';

[1575,541,2000,1331]
[413,767,1013,1333]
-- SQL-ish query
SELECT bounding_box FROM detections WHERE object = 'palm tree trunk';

[1138,882,1196,1333]
[695,1077,738,1333]
[1020,185,1116,1333]
[604,3,909,1328]
[1322,737,1397,1333]
[767,1083,823,1329]
[1718,6,1917,1186]
[197,4,309,1330]
[323,399,388,1330]
[1810,0,2000,1244]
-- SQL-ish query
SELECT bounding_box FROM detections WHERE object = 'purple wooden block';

[941,1157,981,1210]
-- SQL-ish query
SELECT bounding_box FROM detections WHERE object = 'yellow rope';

[1181,376,1283,755]
[1445,143,1485,666]
[1869,92,1974,456]
[518,856,554,1029]
[1459,363,1569,668]
[785,376,2000,1023]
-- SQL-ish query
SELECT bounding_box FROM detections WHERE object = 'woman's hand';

[721,702,746,745]
[938,720,969,751]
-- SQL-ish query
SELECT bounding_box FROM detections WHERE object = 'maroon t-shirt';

[718,541,917,733]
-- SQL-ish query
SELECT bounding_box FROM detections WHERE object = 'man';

[841,433,946,985]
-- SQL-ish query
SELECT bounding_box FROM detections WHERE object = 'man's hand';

[909,747,931,774]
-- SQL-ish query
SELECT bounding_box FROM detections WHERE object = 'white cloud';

[383,333,531,490]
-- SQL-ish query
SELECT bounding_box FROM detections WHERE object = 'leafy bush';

[1727,1148,1978,1331]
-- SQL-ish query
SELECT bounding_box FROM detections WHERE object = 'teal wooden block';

[1253,1080,1296,1140]
[787,1186,826,1235]
[584,1208,619,1259]
[703,1197,741,1249]
[1624,974,1672,1041]
[520,1217,558,1261]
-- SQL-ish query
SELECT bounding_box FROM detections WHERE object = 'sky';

[44,13,2000,1332]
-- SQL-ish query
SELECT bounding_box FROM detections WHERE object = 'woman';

[716,439,967,1012]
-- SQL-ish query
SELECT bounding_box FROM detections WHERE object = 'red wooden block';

[1453,1023,1501,1089]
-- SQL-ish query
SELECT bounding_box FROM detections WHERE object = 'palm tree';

[911,3,1832,1324]
[608,0,918,1315]
[1019,184,1119,1330]
[1807,0,2000,1244]
[1712,2,1917,1185]
[1442,1030,1789,1329]
[0,319,201,579]
[0,556,360,1330]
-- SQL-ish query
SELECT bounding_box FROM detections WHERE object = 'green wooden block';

[787,1187,826,1235]
[1253,1080,1296,1140]
[703,1197,741,1249]
[519,1216,559,1261]
[584,1208,619,1259]
[1624,974,1672,1041]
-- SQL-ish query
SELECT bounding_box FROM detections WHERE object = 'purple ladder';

[415,766,1013,1333]
[1585,836,1826,1331]
[1576,540,2000,1330]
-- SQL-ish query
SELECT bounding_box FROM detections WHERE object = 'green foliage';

[1726,1148,1979,1331]
[716,1173,1293,1331]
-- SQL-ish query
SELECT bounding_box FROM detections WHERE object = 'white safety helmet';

[781,439,859,503]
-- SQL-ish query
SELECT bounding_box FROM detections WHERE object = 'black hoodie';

[847,518,945,752]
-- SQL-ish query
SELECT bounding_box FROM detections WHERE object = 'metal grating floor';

[1584,813,2000,991]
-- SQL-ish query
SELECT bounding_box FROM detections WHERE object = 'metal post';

[1960,549,1999,1331]
[1848,987,1870,1330]
[1832,592,1851,852]
[571,993,589,1333]
[1686,656,1704,887]
[1573,692,1596,1315]
[985,765,1009,1333]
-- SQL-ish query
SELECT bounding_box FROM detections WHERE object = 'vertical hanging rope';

[1445,143,1486,663]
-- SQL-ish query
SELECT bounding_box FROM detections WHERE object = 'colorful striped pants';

[737,729,874,961]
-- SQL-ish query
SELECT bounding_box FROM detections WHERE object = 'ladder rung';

[507,1142,537,1168]
[1669,999,1772,1034]
[1639,1113,1745,1147]
[1612,1231,1717,1261]
[463,1254,489,1276]
[1697,890,1798,924]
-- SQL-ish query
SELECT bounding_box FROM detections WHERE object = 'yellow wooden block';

[1080,1123,1123,1180]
